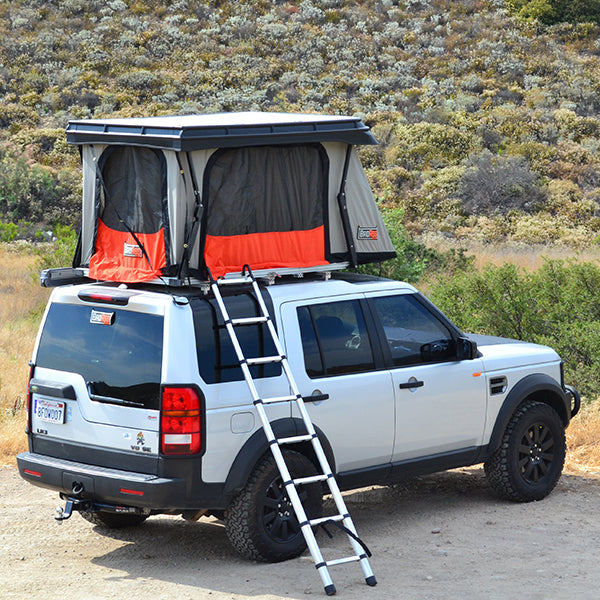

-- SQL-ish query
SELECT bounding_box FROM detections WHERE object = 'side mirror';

[420,339,452,362]
[456,336,478,360]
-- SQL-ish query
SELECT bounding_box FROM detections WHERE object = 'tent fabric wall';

[199,144,329,278]
[75,136,396,282]
[87,146,170,282]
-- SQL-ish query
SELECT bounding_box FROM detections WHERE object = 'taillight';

[25,361,35,434]
[160,386,203,455]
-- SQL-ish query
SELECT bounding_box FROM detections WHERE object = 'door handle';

[399,380,424,390]
[303,393,329,403]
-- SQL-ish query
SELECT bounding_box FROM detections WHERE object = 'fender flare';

[223,418,336,497]
[486,373,570,456]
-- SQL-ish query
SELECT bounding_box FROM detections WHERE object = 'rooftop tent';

[66,112,396,283]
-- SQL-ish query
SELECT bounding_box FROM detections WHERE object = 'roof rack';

[40,263,350,289]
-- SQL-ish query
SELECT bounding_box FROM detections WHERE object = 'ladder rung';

[277,434,314,445]
[246,355,283,365]
[231,316,268,325]
[326,556,362,568]
[261,395,297,405]
[308,515,345,527]
[215,276,253,285]
[293,474,329,486]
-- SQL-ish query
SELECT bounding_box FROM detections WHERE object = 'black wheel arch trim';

[223,418,335,496]
[486,373,570,457]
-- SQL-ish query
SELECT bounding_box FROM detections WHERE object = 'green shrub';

[507,0,600,25]
[0,222,18,242]
[428,259,600,397]
[35,224,78,271]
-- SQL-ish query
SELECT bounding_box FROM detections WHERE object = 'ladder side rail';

[247,277,376,584]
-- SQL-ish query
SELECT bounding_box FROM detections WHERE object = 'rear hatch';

[29,285,166,470]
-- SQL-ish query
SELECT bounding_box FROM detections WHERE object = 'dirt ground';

[2,464,600,600]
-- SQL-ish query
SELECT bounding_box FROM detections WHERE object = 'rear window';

[36,303,163,409]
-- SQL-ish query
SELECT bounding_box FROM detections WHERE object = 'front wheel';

[225,451,323,562]
[485,401,566,502]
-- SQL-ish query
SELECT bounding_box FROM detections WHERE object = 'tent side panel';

[345,150,396,263]
[87,146,169,282]
[80,144,107,266]
[323,143,395,264]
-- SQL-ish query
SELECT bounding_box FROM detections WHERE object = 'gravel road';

[2,464,599,600]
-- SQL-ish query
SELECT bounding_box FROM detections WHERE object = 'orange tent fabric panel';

[204,226,328,279]
[89,220,167,282]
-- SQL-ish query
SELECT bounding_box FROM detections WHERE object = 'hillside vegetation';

[1,0,600,248]
[2,1,600,461]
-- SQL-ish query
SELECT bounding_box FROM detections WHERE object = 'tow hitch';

[54,480,149,523]
[55,482,90,523]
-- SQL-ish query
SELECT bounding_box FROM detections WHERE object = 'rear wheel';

[79,510,149,529]
[485,401,565,502]
[225,451,323,562]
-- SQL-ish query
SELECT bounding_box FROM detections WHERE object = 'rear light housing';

[160,385,204,456]
[25,361,35,434]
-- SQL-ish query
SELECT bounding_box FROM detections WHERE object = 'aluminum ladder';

[211,268,377,596]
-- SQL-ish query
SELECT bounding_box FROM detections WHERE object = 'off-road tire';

[225,450,323,562]
[79,510,149,529]
[484,401,565,502]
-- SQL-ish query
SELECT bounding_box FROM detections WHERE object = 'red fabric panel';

[204,226,328,278]
[89,220,167,282]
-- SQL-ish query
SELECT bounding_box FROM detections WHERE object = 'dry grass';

[0,242,50,464]
[420,233,600,271]
[566,399,600,476]
[0,241,599,480]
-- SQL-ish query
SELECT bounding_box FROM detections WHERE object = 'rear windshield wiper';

[87,383,145,408]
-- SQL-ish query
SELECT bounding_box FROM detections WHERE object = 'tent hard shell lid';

[64,112,396,285]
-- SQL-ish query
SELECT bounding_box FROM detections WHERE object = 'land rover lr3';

[18,272,580,563]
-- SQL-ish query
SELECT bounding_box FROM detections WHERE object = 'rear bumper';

[18,451,188,509]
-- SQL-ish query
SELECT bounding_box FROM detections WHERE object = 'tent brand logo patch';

[90,310,115,326]
[357,226,378,240]
[124,242,143,259]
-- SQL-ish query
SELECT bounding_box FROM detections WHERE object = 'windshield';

[36,303,163,409]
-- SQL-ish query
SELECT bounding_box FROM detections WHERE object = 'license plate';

[34,398,66,424]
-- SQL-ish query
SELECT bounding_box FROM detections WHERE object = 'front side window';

[371,294,453,367]
[297,300,374,377]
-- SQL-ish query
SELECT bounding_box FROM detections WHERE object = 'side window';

[297,300,375,377]
[191,294,282,384]
[371,294,453,367]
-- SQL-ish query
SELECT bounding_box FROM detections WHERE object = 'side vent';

[490,376,508,395]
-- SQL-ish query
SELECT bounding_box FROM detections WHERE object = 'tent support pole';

[176,152,203,280]
[336,144,357,268]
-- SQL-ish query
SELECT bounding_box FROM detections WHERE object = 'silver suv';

[18,271,579,563]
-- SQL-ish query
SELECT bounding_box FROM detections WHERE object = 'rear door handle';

[399,380,424,390]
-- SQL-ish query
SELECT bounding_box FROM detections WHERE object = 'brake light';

[160,386,203,455]
[77,289,130,305]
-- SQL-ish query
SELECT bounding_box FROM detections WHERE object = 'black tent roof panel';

[66,112,378,150]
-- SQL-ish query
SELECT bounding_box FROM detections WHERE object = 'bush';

[459,150,547,215]
[428,259,600,397]
[507,0,600,25]
[35,224,78,271]
[0,146,79,226]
